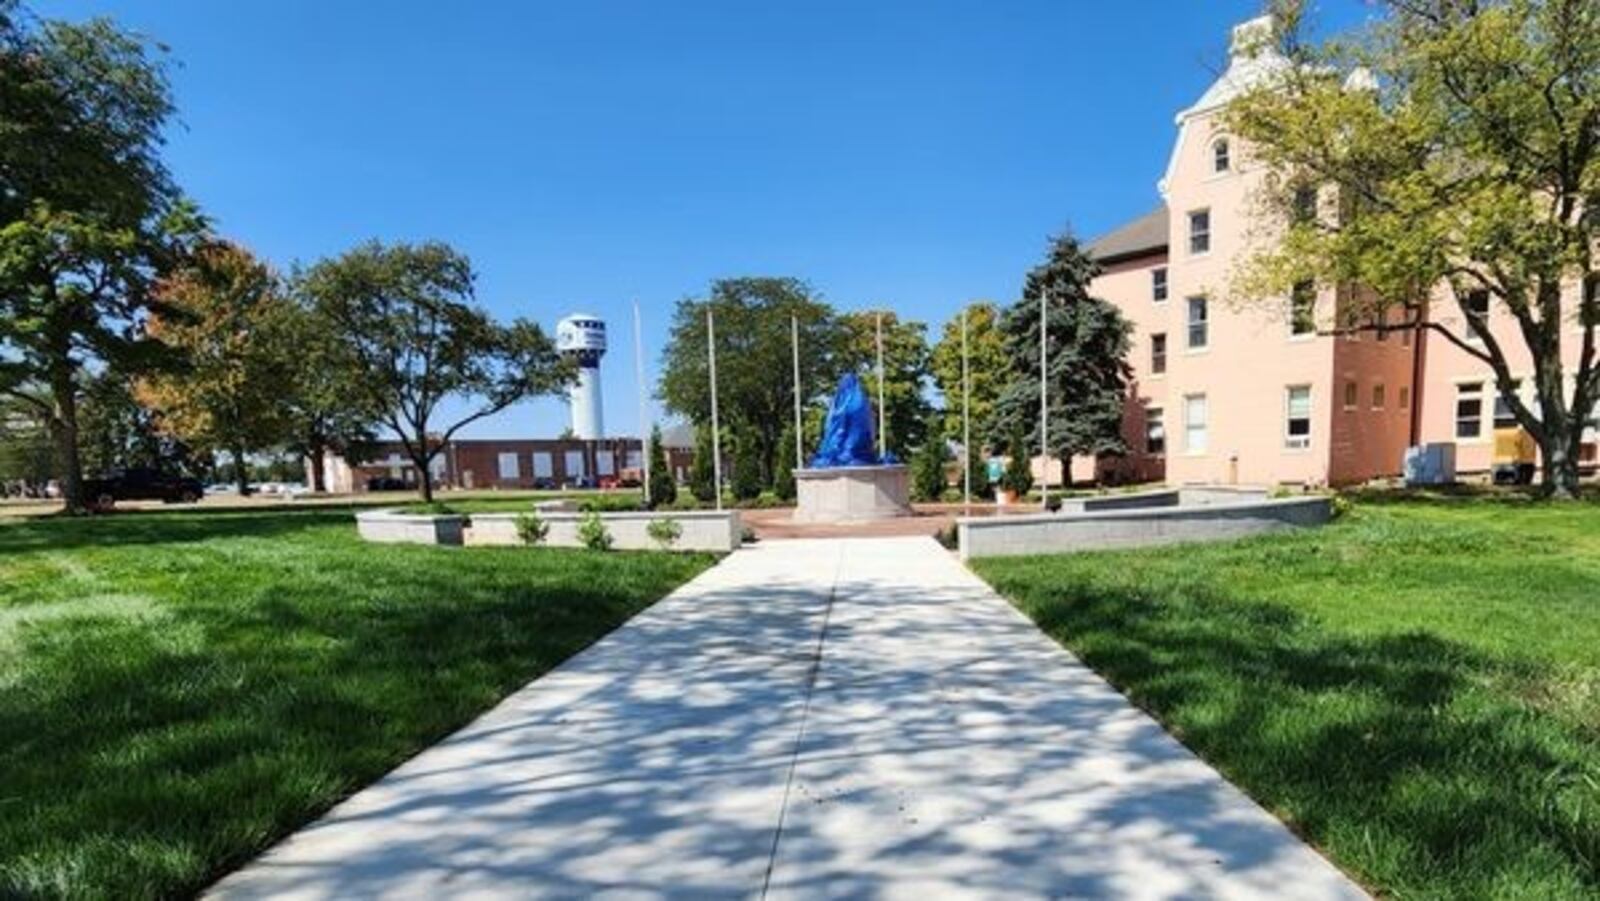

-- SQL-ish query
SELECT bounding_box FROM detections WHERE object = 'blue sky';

[45,0,1368,439]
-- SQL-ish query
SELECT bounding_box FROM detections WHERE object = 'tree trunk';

[1539,431,1582,500]
[418,458,434,503]
[307,438,328,493]
[235,442,251,497]
[48,366,85,514]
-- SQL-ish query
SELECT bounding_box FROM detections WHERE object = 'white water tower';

[556,313,607,439]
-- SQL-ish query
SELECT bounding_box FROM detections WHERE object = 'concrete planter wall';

[958,494,1331,561]
[468,510,741,552]
[355,510,466,546]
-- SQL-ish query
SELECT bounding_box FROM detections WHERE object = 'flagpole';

[962,306,971,515]
[633,300,650,505]
[876,312,887,460]
[791,315,803,468]
[707,307,723,511]
[1039,290,1050,511]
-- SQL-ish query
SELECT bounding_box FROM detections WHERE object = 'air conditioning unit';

[1403,443,1457,486]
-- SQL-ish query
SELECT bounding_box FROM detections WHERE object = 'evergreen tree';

[1000,431,1034,497]
[965,443,991,498]
[645,423,676,508]
[774,420,798,501]
[688,423,717,502]
[910,416,950,502]
[729,426,763,501]
[992,232,1133,482]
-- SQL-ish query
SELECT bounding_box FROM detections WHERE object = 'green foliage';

[576,493,644,513]
[645,424,677,509]
[134,242,295,494]
[930,301,1008,443]
[991,233,1133,470]
[0,507,711,897]
[1225,0,1598,497]
[646,516,683,550]
[1000,432,1033,496]
[976,495,1600,897]
[300,240,571,502]
[576,511,613,551]
[514,510,549,545]
[729,427,763,501]
[910,419,950,502]
[0,6,205,510]
[965,443,991,497]
[658,277,847,490]
[839,310,933,459]
[688,423,717,502]
[773,420,798,501]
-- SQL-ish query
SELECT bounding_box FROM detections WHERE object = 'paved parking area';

[210,537,1363,900]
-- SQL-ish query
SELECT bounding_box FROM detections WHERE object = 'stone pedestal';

[792,465,912,523]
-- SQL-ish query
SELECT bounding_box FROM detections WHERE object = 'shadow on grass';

[985,570,1600,898]
[0,506,363,553]
[0,536,710,898]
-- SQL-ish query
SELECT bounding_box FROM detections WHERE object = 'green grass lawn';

[0,507,714,899]
[974,492,1600,899]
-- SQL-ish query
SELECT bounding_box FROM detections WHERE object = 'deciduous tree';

[136,242,291,496]
[930,301,1008,451]
[302,240,570,503]
[840,310,933,460]
[659,278,846,488]
[0,3,204,511]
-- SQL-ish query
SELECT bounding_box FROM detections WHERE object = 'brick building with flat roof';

[320,433,695,494]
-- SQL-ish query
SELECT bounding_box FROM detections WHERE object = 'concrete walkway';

[210,538,1364,900]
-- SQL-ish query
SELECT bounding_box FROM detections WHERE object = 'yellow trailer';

[1492,427,1537,485]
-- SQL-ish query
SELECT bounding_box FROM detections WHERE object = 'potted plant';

[997,432,1034,506]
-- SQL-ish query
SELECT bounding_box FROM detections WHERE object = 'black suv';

[84,468,205,509]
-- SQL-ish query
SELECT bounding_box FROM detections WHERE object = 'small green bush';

[1330,494,1354,519]
[579,494,645,513]
[668,493,702,511]
[646,517,683,549]
[514,511,549,545]
[577,511,613,551]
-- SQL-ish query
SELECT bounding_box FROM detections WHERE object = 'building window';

[1372,383,1386,409]
[1456,382,1484,439]
[1145,407,1165,455]
[596,450,616,476]
[1399,386,1411,410]
[564,450,586,479]
[1343,381,1358,410]
[1290,281,1316,336]
[1152,267,1168,302]
[1212,138,1231,173]
[1292,185,1317,224]
[532,452,554,478]
[1464,290,1490,339]
[1188,209,1211,255]
[1493,379,1522,429]
[497,452,520,480]
[626,449,643,469]
[1184,394,1208,453]
[1187,296,1209,349]
[1285,386,1312,449]
[1151,333,1167,375]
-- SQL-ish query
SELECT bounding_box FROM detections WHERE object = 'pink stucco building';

[1084,15,1597,488]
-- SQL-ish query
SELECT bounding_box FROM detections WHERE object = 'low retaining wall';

[469,510,741,552]
[958,494,1330,561]
[355,508,741,551]
[356,510,467,546]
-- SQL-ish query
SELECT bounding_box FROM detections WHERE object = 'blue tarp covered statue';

[811,373,895,467]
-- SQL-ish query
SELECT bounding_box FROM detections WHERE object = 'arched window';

[1212,137,1231,173]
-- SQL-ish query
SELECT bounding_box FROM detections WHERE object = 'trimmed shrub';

[646,517,683,550]
[514,511,549,546]
[577,511,613,551]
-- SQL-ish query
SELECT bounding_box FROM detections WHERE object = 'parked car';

[365,476,409,492]
[84,468,204,509]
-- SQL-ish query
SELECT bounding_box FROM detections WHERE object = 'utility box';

[1403,443,1457,487]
